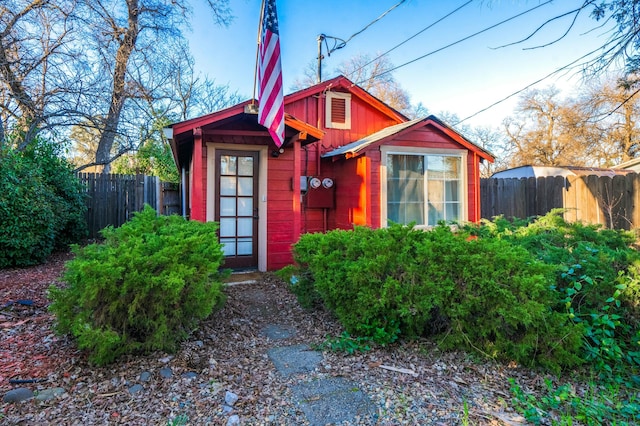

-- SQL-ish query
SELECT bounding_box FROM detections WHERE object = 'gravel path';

[1,265,536,425]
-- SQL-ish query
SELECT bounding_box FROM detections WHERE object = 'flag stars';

[265,3,278,33]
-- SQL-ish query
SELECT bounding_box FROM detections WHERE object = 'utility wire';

[587,87,640,123]
[355,0,554,86]
[342,0,407,46]
[346,0,475,80]
[321,0,407,56]
[454,45,607,126]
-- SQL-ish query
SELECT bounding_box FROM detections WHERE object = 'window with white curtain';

[385,151,464,227]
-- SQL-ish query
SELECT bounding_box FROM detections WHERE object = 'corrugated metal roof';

[491,165,634,179]
[322,118,425,158]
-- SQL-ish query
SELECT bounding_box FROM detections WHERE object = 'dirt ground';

[0,252,548,425]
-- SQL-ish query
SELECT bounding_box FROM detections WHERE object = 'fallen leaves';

[1,254,560,425]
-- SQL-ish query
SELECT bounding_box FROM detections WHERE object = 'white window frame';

[380,146,468,229]
[325,91,351,129]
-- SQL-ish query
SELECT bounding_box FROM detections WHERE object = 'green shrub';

[293,223,583,369]
[464,212,640,377]
[293,225,433,344]
[510,376,640,425]
[435,234,583,370]
[276,265,322,309]
[48,206,226,365]
[0,137,86,268]
[464,210,640,314]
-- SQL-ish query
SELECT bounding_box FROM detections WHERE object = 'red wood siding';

[190,129,207,221]
[285,92,401,152]
[369,151,382,228]
[333,155,373,229]
[467,152,481,222]
[266,152,296,270]
[352,126,483,226]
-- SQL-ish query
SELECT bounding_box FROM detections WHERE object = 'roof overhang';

[284,113,324,143]
[166,101,323,170]
[322,115,495,162]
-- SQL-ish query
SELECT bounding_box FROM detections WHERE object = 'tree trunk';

[95,0,139,173]
[0,1,43,144]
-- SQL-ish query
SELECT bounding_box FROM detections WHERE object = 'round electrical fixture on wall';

[322,177,334,188]
[309,177,322,189]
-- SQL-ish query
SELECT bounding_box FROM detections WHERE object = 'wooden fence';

[76,173,181,238]
[480,174,640,230]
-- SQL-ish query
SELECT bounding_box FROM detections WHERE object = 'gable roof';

[286,75,408,123]
[322,115,494,161]
[170,75,405,138]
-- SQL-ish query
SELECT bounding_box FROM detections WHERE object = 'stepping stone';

[261,324,296,340]
[291,377,375,426]
[267,344,322,377]
[3,387,33,403]
[35,387,65,401]
[159,367,173,379]
[181,372,198,380]
[128,384,144,395]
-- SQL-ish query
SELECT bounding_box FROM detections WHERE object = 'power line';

[343,0,407,46]
[354,0,555,86]
[346,0,475,81]
[588,87,640,123]
[321,0,407,56]
[454,45,607,126]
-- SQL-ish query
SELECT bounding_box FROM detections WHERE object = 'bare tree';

[339,53,412,114]
[580,75,640,165]
[0,0,86,149]
[503,87,595,167]
[586,1,640,75]
[76,0,232,172]
[0,0,232,172]
[437,111,507,177]
[291,54,414,116]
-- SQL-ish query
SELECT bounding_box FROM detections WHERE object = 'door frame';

[207,144,268,271]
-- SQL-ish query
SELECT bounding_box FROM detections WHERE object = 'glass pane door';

[215,151,259,269]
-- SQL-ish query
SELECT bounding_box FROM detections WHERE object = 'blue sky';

[188,0,617,128]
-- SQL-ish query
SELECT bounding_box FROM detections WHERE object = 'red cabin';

[168,76,494,271]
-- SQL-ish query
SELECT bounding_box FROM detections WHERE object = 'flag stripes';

[258,0,284,147]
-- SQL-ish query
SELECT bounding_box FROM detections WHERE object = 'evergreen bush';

[292,223,583,369]
[0,137,86,267]
[49,206,226,365]
[434,233,583,370]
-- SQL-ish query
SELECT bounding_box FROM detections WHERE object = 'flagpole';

[252,0,266,108]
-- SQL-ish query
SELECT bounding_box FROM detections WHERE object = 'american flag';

[258,0,284,147]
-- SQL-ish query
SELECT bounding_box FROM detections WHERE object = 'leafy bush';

[49,206,226,365]
[293,223,582,369]
[464,210,640,314]
[510,376,640,425]
[464,211,640,376]
[435,233,583,370]
[314,331,372,354]
[0,137,86,268]
[276,265,322,309]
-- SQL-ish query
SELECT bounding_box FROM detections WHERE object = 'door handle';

[253,208,259,219]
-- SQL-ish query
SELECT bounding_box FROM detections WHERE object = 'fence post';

[156,176,161,214]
